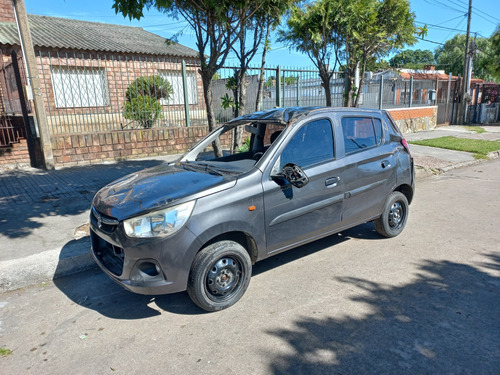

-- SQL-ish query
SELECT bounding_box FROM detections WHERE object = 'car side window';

[342,117,383,155]
[280,118,334,169]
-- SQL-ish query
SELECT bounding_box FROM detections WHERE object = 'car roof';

[225,107,385,127]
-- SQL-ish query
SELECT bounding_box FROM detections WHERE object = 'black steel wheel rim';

[389,201,405,229]
[205,257,242,301]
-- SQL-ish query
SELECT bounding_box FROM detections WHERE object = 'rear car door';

[262,117,344,254]
[340,115,397,226]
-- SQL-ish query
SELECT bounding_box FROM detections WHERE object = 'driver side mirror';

[271,163,309,188]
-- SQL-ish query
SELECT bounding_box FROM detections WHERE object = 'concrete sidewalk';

[1,125,499,292]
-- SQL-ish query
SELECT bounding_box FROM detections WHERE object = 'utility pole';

[467,36,477,95]
[459,0,472,125]
[12,0,54,169]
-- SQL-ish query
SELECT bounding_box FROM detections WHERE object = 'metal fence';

[11,51,441,136]
[211,66,345,123]
[35,51,207,135]
[211,66,436,123]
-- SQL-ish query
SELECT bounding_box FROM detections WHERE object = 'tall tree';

[278,0,342,107]
[333,0,417,106]
[113,0,264,156]
[389,49,435,69]
[279,0,416,107]
[487,25,500,82]
[230,0,295,151]
[434,34,493,81]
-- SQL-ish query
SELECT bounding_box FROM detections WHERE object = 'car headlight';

[123,201,195,238]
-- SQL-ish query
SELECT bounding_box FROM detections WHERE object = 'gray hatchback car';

[90,107,414,311]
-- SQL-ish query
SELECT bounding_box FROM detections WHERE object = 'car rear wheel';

[187,240,252,312]
[374,191,409,238]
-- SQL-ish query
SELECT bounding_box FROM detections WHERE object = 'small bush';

[123,76,173,128]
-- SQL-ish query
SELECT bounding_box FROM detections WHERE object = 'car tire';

[374,191,409,238]
[187,240,252,312]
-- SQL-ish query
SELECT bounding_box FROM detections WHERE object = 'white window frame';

[51,66,109,108]
[159,70,198,105]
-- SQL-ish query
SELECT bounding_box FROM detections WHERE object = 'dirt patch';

[413,155,451,171]
[74,222,90,239]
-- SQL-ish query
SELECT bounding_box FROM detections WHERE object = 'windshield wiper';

[181,162,223,176]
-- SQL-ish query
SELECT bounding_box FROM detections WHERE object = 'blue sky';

[24,0,499,69]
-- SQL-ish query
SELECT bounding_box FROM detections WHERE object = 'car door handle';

[325,177,340,187]
[381,160,391,169]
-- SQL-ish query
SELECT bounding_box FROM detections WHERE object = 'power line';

[423,0,467,14]
[441,0,500,25]
[420,38,446,46]
[441,0,468,11]
[434,14,468,26]
[441,16,467,42]
[415,20,466,33]
[471,9,499,26]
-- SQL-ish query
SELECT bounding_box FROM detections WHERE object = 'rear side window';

[342,117,383,154]
[280,118,334,168]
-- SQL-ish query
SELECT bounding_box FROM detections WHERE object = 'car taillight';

[401,138,410,153]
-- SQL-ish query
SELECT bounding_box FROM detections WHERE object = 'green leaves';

[123,75,173,128]
[123,94,163,128]
[485,25,500,81]
[434,33,496,80]
[389,49,435,69]
[220,93,238,110]
[125,75,173,102]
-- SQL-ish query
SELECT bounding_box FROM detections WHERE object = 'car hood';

[92,163,236,220]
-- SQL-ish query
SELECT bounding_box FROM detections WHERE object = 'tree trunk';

[255,23,271,112]
[201,71,222,157]
[354,68,365,107]
[232,72,249,152]
[354,64,366,108]
[318,63,332,107]
[343,66,356,107]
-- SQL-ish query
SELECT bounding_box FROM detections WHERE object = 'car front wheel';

[187,240,252,312]
[374,191,409,238]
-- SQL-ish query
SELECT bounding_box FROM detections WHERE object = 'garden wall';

[387,106,437,133]
[49,126,211,167]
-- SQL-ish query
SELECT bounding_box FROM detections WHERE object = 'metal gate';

[436,79,459,125]
[0,49,36,166]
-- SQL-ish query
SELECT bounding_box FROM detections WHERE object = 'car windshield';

[178,122,286,175]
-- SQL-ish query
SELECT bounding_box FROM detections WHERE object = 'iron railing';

[1,49,445,136]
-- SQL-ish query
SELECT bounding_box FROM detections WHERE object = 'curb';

[0,238,95,293]
[414,149,500,178]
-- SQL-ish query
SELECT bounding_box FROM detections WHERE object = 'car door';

[340,116,397,226]
[262,117,344,255]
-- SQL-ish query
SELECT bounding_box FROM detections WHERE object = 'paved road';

[1,159,499,374]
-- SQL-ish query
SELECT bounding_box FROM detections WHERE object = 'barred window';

[159,70,198,105]
[51,67,109,108]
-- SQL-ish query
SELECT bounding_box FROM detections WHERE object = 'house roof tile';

[399,72,484,83]
[0,14,198,58]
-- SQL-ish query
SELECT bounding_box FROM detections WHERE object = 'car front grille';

[91,232,125,276]
[90,206,119,234]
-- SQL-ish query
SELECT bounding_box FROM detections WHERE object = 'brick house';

[0,0,209,168]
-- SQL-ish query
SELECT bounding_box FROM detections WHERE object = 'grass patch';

[410,136,500,159]
[0,348,13,357]
[462,126,486,133]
